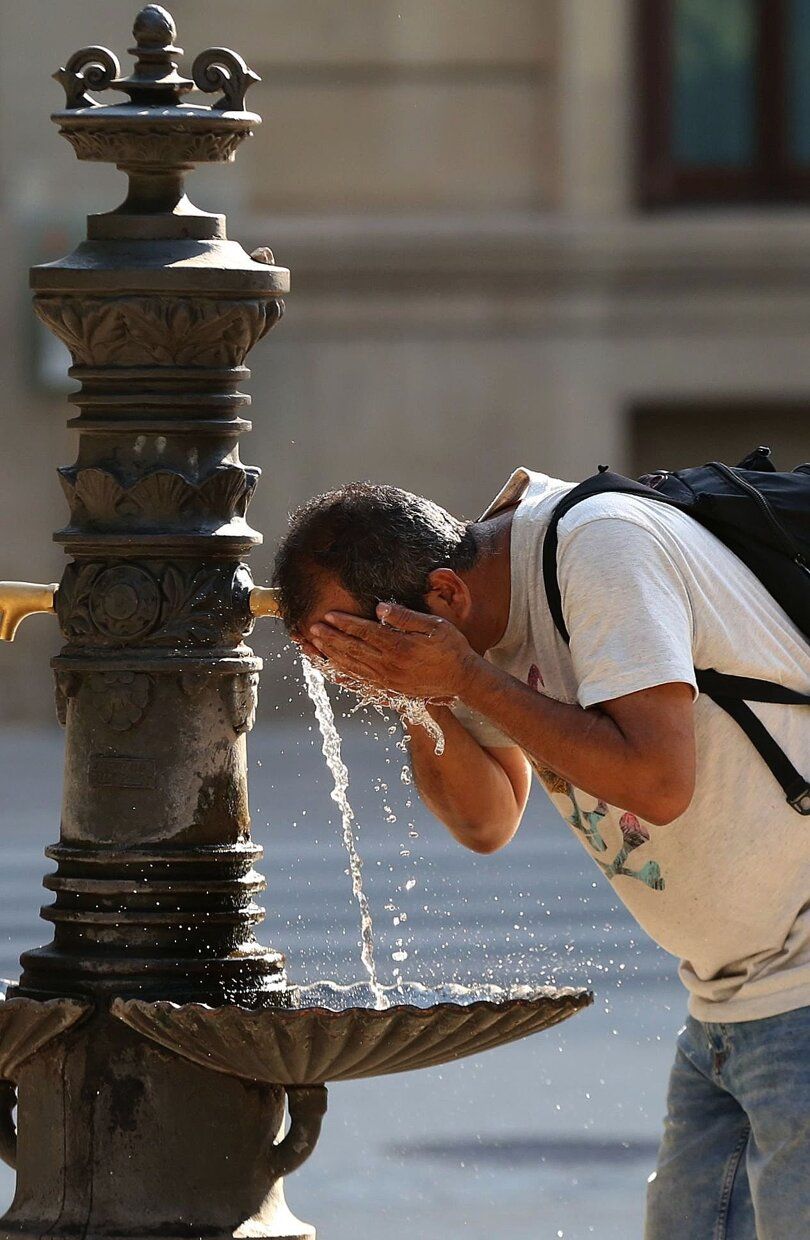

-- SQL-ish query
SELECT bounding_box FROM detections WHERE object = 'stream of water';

[301,656,390,1008]
[300,654,447,1008]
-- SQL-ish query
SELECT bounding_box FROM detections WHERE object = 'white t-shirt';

[454,468,810,1022]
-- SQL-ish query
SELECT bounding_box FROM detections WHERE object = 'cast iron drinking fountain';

[0,8,591,1237]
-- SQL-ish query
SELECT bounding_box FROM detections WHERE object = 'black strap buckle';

[788,786,810,816]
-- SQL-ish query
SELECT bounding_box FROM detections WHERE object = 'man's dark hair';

[272,482,479,631]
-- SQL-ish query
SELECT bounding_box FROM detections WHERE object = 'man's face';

[292,572,370,659]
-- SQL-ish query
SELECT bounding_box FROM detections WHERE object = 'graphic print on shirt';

[567,795,609,853]
[527,663,543,693]
[596,812,665,891]
[525,665,666,892]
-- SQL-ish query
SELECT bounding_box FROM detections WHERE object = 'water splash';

[305,654,445,754]
[301,656,390,1010]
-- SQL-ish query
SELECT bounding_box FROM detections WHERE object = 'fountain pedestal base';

[0,1013,315,1240]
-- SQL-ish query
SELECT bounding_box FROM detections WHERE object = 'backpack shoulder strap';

[695,670,810,814]
[716,698,808,811]
[541,471,678,644]
[695,670,810,707]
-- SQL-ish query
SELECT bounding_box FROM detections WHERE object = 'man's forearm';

[458,657,688,824]
[408,706,526,852]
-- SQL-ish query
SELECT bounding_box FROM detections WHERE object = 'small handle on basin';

[269,1085,327,1179]
[249,586,282,620]
[0,582,58,642]
[0,1081,16,1170]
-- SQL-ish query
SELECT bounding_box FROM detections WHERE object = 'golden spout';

[0,582,58,642]
[249,585,282,620]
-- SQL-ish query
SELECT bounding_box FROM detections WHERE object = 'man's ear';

[424,568,472,624]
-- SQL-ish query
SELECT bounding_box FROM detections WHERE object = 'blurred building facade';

[1,0,808,716]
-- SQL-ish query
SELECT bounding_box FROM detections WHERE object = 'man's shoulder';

[556,491,687,542]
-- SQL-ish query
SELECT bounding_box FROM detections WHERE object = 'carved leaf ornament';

[34,296,282,369]
[58,464,259,528]
[60,126,248,166]
[53,667,258,735]
[57,560,250,647]
[159,563,234,644]
[58,564,101,640]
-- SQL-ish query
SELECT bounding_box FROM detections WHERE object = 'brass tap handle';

[249,586,282,620]
[0,583,58,642]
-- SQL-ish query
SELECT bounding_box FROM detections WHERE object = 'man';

[272,467,810,1240]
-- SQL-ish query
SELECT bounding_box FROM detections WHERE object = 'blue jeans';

[645,1006,810,1239]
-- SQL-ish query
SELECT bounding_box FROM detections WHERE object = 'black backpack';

[541,447,810,815]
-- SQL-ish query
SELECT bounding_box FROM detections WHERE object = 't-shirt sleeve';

[556,516,698,709]
[449,700,515,749]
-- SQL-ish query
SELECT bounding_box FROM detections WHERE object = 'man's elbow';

[464,833,506,856]
[457,818,519,855]
[635,777,695,827]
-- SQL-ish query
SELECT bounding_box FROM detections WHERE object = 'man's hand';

[310,602,480,700]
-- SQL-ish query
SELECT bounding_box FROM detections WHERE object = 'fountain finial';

[118,3,194,105]
[50,5,266,232]
[132,3,177,48]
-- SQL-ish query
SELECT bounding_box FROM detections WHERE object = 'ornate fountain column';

[24,4,286,1007]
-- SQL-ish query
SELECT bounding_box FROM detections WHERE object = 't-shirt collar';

[479,467,570,655]
[477,467,533,520]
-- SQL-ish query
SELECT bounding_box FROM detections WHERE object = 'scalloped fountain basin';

[112,980,592,1086]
